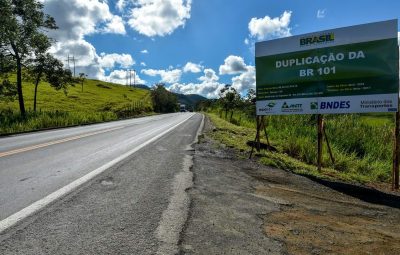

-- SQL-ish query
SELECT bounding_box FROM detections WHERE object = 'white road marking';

[0,114,195,234]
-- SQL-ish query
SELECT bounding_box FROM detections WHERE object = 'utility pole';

[129,69,132,87]
[133,69,136,87]
[66,55,76,77]
[126,69,129,86]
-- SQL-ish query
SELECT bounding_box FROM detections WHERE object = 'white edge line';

[0,113,195,234]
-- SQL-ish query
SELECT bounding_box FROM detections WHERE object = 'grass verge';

[206,112,392,185]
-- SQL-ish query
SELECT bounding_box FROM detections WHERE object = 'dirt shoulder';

[180,117,400,254]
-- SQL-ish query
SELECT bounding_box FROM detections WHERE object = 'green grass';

[207,110,396,185]
[0,77,153,134]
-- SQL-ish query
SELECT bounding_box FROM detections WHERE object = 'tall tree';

[25,53,75,111]
[0,0,57,116]
[78,73,87,92]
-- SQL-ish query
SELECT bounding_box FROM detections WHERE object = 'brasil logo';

[300,33,334,46]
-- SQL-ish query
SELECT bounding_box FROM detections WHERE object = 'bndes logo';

[320,101,350,109]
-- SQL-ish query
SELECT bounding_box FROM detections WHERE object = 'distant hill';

[175,93,207,110]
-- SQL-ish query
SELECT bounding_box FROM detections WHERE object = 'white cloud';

[141,49,149,54]
[183,62,203,73]
[231,66,255,93]
[44,0,126,41]
[140,62,147,66]
[141,68,182,83]
[103,15,126,34]
[248,10,292,40]
[43,0,134,83]
[219,55,248,75]
[198,68,219,82]
[168,68,224,98]
[116,0,126,12]
[127,0,192,37]
[169,81,225,98]
[317,9,327,19]
[98,53,134,69]
[106,69,146,85]
[244,38,249,45]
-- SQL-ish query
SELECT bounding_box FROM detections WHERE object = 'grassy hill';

[0,77,153,134]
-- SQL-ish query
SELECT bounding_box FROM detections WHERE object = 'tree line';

[196,85,256,122]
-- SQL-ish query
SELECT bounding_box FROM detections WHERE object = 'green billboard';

[256,20,399,115]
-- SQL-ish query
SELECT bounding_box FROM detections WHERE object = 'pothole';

[100,177,114,186]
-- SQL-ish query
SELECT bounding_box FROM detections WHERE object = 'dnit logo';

[267,101,276,108]
[281,102,303,112]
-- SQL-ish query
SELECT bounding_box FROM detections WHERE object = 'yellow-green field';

[0,77,153,134]
[1,77,152,113]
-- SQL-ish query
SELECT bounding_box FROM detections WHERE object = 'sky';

[40,0,400,98]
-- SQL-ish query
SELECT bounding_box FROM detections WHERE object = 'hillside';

[0,77,153,134]
[0,78,152,113]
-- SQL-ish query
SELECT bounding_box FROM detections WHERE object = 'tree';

[218,85,241,121]
[25,53,75,111]
[0,49,17,101]
[78,73,87,92]
[0,0,57,116]
[245,88,256,104]
[151,83,178,113]
[243,88,256,119]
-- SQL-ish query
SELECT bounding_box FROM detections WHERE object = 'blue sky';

[42,0,400,98]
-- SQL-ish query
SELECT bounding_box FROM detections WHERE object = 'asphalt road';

[0,112,202,254]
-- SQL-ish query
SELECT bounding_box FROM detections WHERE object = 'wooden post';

[393,110,400,190]
[249,116,261,159]
[317,114,323,172]
[256,116,261,151]
[323,125,335,165]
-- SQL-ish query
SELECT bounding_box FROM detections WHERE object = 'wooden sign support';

[317,115,323,172]
[249,116,271,159]
[393,109,400,190]
[317,115,335,172]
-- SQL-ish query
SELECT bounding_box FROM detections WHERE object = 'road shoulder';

[180,117,400,254]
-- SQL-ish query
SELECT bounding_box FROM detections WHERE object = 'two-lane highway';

[0,113,198,231]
